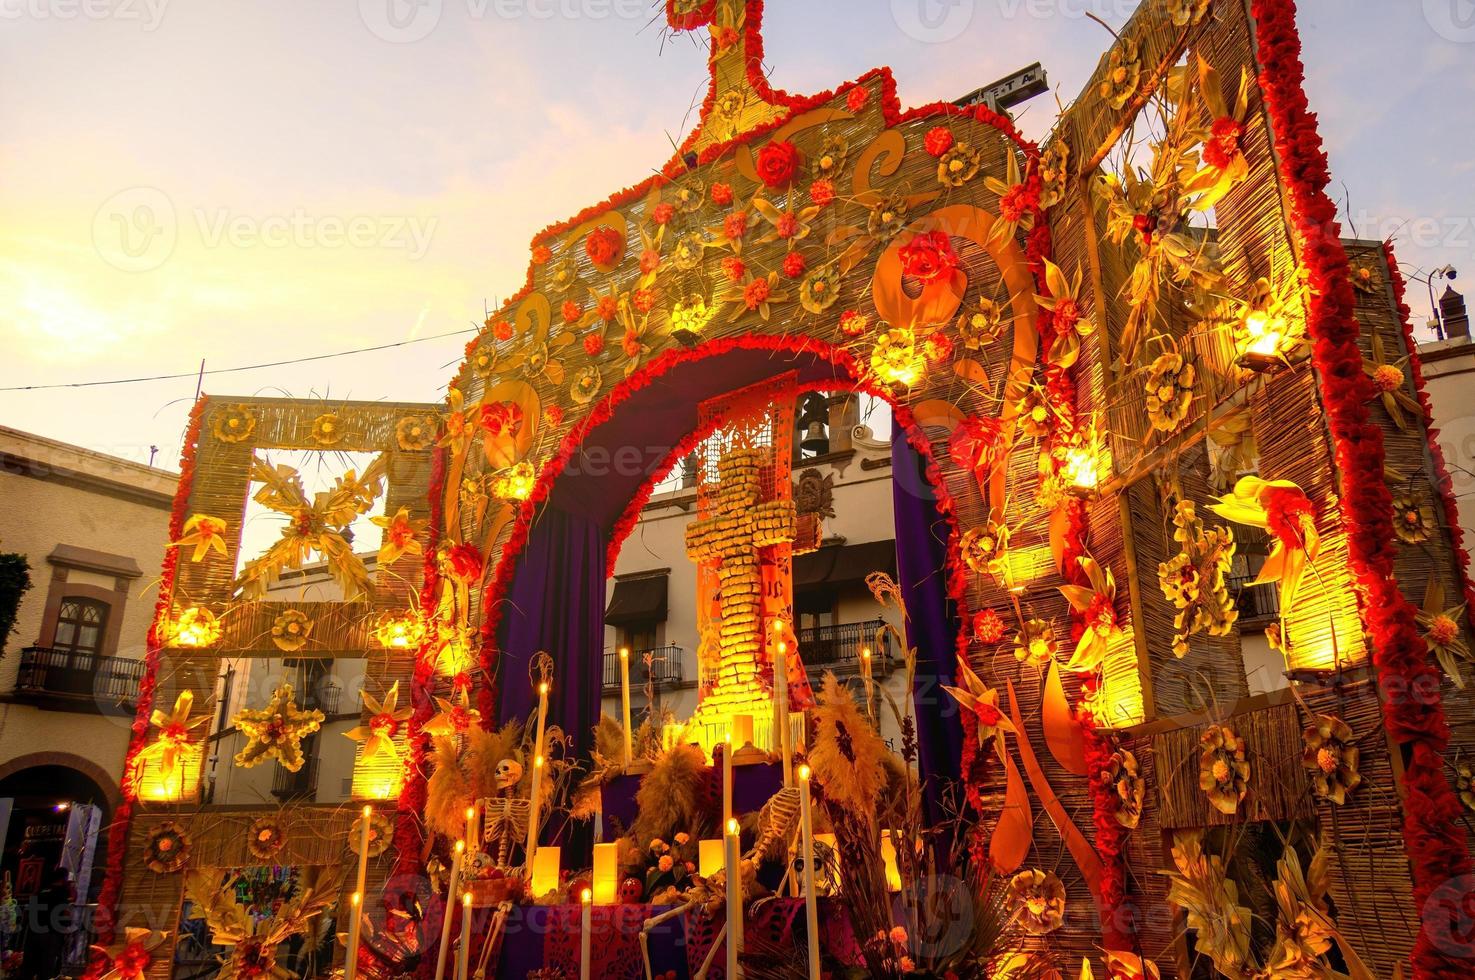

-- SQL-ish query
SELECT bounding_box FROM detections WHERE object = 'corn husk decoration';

[136,691,208,786]
[348,681,413,763]
[1418,578,1473,688]
[1363,331,1423,432]
[1209,475,1320,618]
[1033,259,1095,370]
[231,683,324,772]
[171,514,228,562]
[90,928,171,980]
[1181,56,1253,211]
[941,658,1016,750]
[1059,555,1120,673]
[422,689,482,737]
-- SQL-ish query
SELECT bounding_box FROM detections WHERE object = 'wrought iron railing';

[1227,526,1281,624]
[271,732,321,800]
[601,645,686,693]
[12,646,146,708]
[796,618,894,672]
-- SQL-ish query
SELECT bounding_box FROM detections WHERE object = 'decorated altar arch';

[89,1,1475,977]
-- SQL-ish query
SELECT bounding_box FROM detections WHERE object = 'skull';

[495,758,524,790]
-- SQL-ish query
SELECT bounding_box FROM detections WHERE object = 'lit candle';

[434,840,465,980]
[533,681,550,771]
[592,843,618,904]
[698,838,725,878]
[344,891,361,980]
[775,640,792,787]
[524,755,543,874]
[455,891,472,980]
[464,805,479,854]
[529,846,561,900]
[732,714,754,748]
[349,803,372,978]
[725,818,742,979]
[881,830,902,893]
[797,766,820,980]
[722,732,733,825]
[860,646,874,723]
[619,647,633,766]
[580,887,593,980]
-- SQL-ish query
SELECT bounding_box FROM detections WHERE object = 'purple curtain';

[890,420,964,828]
[494,507,605,857]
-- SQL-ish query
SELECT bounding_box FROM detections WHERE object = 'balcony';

[797,618,894,674]
[602,644,686,694]
[271,733,321,801]
[9,646,146,714]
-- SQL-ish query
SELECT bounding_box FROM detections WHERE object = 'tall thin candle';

[797,766,820,980]
[533,681,549,768]
[344,892,361,980]
[455,891,472,980]
[722,731,733,825]
[347,804,372,980]
[433,840,465,980]
[524,755,543,873]
[619,647,633,766]
[860,646,874,722]
[775,639,792,787]
[725,818,742,979]
[580,888,593,980]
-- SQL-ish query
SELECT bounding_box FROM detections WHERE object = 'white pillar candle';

[464,805,479,854]
[698,839,725,878]
[798,766,820,980]
[619,648,633,766]
[524,755,543,873]
[592,843,618,905]
[580,887,593,980]
[455,891,472,980]
[725,818,742,979]
[348,803,372,980]
[434,840,465,980]
[529,846,561,901]
[344,891,361,980]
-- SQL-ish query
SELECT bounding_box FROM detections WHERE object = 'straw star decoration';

[171,514,229,562]
[231,683,324,772]
[347,681,413,762]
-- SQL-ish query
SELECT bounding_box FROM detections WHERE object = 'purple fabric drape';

[495,507,605,857]
[890,420,964,827]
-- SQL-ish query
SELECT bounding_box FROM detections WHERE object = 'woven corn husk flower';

[961,519,1010,580]
[1144,350,1195,432]
[1417,578,1473,688]
[145,822,190,874]
[1098,36,1141,110]
[1198,723,1249,815]
[212,405,256,443]
[1105,748,1145,829]
[1008,869,1066,935]
[1301,714,1361,805]
[1391,492,1434,544]
[1456,761,1475,813]
[1158,500,1237,658]
[1014,617,1058,668]
[269,609,312,653]
[1165,0,1211,27]
[247,817,286,861]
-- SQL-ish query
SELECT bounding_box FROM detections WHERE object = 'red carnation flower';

[584,225,623,266]
[1052,297,1081,334]
[651,202,675,225]
[776,212,800,239]
[445,542,483,582]
[810,178,836,207]
[743,277,771,310]
[924,331,954,363]
[722,256,746,283]
[622,331,642,358]
[898,230,959,284]
[632,289,656,313]
[1263,486,1316,551]
[949,415,1004,475]
[975,702,1002,727]
[724,211,749,241]
[490,319,513,341]
[755,140,801,188]
[846,85,869,112]
[710,182,734,205]
[1085,592,1117,636]
[639,248,661,275]
[544,404,564,427]
[583,332,605,357]
[595,295,619,322]
[531,244,551,264]
[561,299,583,324]
[924,126,955,157]
[782,251,807,278]
[713,24,739,49]
[1203,116,1244,171]
[999,183,1036,222]
[973,608,1006,644]
[477,401,524,439]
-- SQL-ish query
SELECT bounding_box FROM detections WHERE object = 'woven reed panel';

[1249,367,1368,670]
[217,600,373,655]
[1123,462,1249,720]
[117,813,188,980]
[1299,681,1419,976]
[1118,726,1181,977]
[1151,700,1315,829]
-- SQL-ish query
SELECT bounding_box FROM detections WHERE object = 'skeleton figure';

[480,758,530,870]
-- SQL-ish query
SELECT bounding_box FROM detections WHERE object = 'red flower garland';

[85,397,206,974]
[1251,1,1473,973]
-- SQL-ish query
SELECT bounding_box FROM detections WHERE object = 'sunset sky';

[2,0,1472,467]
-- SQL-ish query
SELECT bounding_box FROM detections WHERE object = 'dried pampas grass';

[425,736,471,839]
[464,721,523,799]
[631,743,709,846]
[809,673,888,818]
